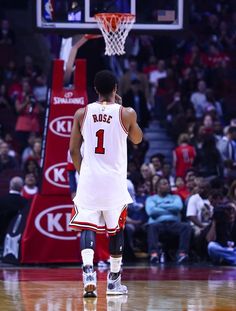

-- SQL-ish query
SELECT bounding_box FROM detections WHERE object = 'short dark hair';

[94,70,117,96]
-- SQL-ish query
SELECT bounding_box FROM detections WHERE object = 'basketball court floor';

[1,263,236,311]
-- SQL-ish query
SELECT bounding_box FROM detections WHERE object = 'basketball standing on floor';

[69,70,143,297]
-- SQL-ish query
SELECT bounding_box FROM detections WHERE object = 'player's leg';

[107,229,128,295]
[103,207,128,295]
[80,229,97,297]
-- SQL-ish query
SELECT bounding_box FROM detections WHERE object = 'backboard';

[35,0,186,34]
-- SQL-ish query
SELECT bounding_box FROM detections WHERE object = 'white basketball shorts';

[69,204,127,235]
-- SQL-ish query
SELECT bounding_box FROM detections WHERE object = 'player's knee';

[109,230,124,255]
[80,230,96,250]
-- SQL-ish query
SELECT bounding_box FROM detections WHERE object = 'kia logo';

[64,92,73,98]
[45,162,69,188]
[49,116,73,137]
[35,205,77,240]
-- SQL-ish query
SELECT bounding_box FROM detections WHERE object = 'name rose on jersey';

[92,114,112,123]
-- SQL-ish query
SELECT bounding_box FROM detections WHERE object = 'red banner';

[41,59,87,195]
[21,194,109,263]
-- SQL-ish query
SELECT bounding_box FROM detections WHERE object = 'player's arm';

[69,108,84,173]
[122,107,143,144]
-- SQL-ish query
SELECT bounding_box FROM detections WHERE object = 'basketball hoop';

[94,13,135,56]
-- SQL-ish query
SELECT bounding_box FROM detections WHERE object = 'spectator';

[145,177,192,264]
[21,132,40,165]
[33,73,48,106]
[150,153,164,176]
[23,158,40,180]
[14,79,43,152]
[149,59,167,104]
[139,163,155,195]
[186,179,213,257]
[128,140,149,170]
[123,79,150,129]
[213,120,223,144]
[173,176,190,202]
[21,173,38,201]
[0,19,15,45]
[19,55,41,81]
[187,179,213,231]
[204,89,223,120]
[202,114,214,135]
[162,162,175,190]
[0,176,28,249]
[0,141,18,172]
[119,55,149,101]
[217,126,236,173]
[125,179,148,255]
[173,133,196,178]
[190,80,207,119]
[207,202,236,265]
[26,140,42,166]
[194,134,223,179]
[0,83,10,110]
[228,181,236,206]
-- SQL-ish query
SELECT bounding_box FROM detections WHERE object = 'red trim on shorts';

[119,106,128,134]
[106,205,128,236]
[69,221,106,233]
[80,105,88,132]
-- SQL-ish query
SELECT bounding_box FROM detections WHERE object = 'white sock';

[81,249,94,267]
[110,256,122,273]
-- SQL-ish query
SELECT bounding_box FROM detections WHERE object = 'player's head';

[94,70,117,97]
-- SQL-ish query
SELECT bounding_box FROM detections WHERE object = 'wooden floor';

[0,264,236,311]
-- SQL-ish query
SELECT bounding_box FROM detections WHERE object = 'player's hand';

[115,93,122,105]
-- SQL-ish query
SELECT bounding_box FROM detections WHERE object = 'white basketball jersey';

[74,102,133,210]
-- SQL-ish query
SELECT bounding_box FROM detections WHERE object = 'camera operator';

[207,202,236,265]
[15,79,44,153]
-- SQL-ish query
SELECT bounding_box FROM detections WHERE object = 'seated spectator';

[0,83,10,110]
[194,135,223,179]
[150,153,164,176]
[207,202,236,265]
[217,126,236,181]
[14,79,44,152]
[162,162,175,189]
[213,121,223,144]
[33,73,47,106]
[21,132,39,165]
[21,173,38,201]
[128,137,149,168]
[204,89,223,120]
[122,79,150,129]
[145,177,192,264]
[125,180,148,255]
[186,179,213,258]
[25,140,42,166]
[190,80,207,120]
[173,133,196,178]
[0,141,18,172]
[119,55,149,101]
[23,158,40,180]
[202,114,214,135]
[228,181,236,206]
[0,19,15,45]
[173,177,190,202]
[0,176,28,250]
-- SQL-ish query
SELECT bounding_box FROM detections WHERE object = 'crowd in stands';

[0,0,236,265]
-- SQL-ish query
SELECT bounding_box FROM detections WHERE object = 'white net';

[95,13,135,56]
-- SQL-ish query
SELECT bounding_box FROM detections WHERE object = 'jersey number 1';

[95,129,105,154]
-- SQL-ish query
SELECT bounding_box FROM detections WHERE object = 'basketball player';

[69,70,143,297]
